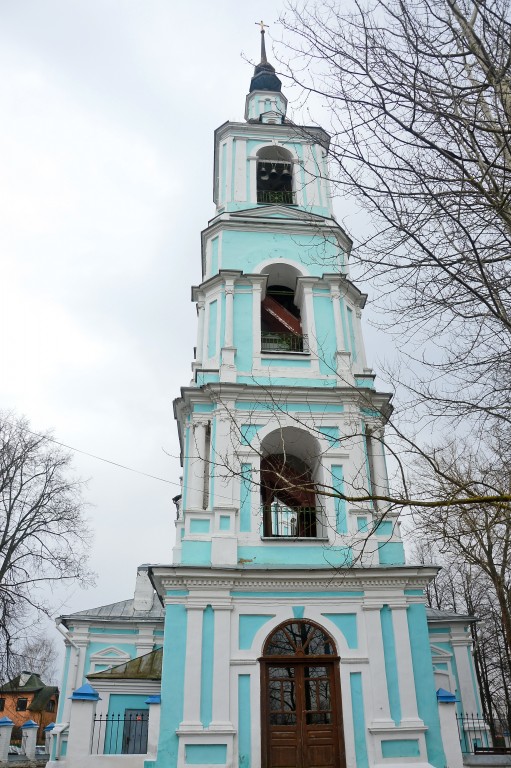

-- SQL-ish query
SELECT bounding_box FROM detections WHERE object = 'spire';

[249,21,282,93]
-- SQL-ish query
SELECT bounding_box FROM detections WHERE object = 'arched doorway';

[260,620,346,768]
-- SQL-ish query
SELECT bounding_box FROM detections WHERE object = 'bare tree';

[8,634,60,685]
[0,412,93,678]
[408,435,511,720]
[278,0,511,431]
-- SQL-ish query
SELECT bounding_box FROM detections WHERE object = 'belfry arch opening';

[260,427,323,538]
[261,264,307,353]
[257,146,294,205]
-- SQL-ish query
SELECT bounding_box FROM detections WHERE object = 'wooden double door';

[260,621,346,768]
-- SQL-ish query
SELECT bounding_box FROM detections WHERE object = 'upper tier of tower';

[213,29,333,219]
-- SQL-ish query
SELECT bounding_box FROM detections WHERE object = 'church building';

[47,30,481,768]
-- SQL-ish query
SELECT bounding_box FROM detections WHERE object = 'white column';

[301,283,319,363]
[391,605,423,727]
[212,405,235,510]
[451,631,479,714]
[363,605,394,727]
[355,308,368,369]
[196,300,205,365]
[136,626,154,657]
[234,139,247,202]
[187,421,207,511]
[224,284,234,347]
[252,281,262,367]
[368,427,389,511]
[210,604,234,729]
[66,697,98,759]
[248,157,257,204]
[21,722,38,759]
[220,283,236,382]
[146,698,161,757]
[181,607,204,729]
[438,700,463,768]
[331,286,353,381]
[0,719,14,763]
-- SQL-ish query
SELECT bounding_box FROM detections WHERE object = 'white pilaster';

[196,300,205,365]
[234,140,247,202]
[0,720,14,763]
[181,607,204,729]
[392,605,423,727]
[210,604,234,729]
[438,700,463,768]
[451,631,479,714]
[187,420,207,510]
[363,605,394,728]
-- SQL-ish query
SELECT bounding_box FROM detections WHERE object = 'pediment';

[430,643,453,660]
[230,206,328,223]
[90,646,131,661]
[260,110,284,125]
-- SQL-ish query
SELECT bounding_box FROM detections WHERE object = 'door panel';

[264,663,341,768]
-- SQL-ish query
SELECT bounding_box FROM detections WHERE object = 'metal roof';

[59,595,164,626]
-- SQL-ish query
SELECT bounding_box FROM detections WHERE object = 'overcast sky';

[0,1,386,657]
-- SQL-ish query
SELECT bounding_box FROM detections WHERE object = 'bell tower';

[172,26,404,571]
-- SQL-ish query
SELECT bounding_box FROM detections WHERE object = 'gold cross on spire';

[256,20,269,32]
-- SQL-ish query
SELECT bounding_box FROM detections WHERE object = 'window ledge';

[260,537,329,542]
[260,350,311,357]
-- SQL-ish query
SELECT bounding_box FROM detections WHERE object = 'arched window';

[260,427,322,538]
[261,264,307,353]
[263,620,337,657]
[257,146,294,205]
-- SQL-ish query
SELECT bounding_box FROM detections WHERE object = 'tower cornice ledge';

[149,564,439,601]
[214,120,331,149]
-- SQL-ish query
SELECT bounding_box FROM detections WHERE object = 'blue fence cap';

[437,687,457,703]
[21,719,39,729]
[145,695,161,705]
[0,717,14,727]
[44,722,56,732]
[70,683,101,701]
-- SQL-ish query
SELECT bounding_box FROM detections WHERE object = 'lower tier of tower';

[147,565,472,768]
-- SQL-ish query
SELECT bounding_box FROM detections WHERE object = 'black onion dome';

[249,28,282,93]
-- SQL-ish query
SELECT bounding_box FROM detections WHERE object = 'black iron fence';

[257,190,295,205]
[261,332,309,353]
[457,713,511,754]
[92,712,149,755]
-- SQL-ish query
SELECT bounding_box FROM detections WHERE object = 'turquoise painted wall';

[350,672,369,768]
[239,614,275,650]
[155,604,187,768]
[221,231,339,275]
[233,293,253,371]
[238,675,251,768]
[407,604,446,768]
[313,295,337,374]
[381,739,420,758]
[185,744,227,765]
[322,613,358,649]
[181,540,212,565]
[237,545,351,567]
[104,694,148,755]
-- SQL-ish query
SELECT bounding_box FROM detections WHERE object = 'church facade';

[49,33,481,768]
